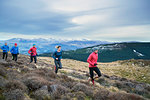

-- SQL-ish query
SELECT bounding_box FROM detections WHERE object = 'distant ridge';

[40,42,150,62]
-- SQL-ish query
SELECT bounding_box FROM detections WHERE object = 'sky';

[0,0,150,42]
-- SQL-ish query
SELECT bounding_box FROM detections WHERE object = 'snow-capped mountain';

[0,38,110,55]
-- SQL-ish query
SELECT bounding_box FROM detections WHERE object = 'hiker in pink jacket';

[28,44,37,63]
[87,48,101,85]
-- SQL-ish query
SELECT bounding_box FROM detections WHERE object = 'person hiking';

[87,48,102,85]
[53,46,62,74]
[1,43,9,60]
[28,44,37,64]
[10,43,19,61]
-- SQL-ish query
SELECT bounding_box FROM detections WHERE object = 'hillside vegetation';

[40,42,150,62]
[0,52,149,100]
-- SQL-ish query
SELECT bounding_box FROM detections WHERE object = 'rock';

[40,85,48,91]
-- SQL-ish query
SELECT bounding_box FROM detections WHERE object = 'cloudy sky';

[0,0,150,41]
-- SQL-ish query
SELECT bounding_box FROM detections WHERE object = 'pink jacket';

[87,52,98,67]
[28,47,37,56]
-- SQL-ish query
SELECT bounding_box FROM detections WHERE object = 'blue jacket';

[10,46,19,54]
[1,45,9,53]
[53,51,62,61]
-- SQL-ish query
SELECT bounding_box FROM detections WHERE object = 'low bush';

[31,90,51,100]
[4,80,28,93]
[23,76,50,91]
[3,89,26,100]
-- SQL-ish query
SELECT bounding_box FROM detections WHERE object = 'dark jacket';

[53,50,62,61]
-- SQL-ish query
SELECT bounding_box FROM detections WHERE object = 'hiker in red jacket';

[87,48,102,85]
[28,44,37,63]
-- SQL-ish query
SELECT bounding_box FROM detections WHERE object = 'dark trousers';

[3,52,8,60]
[54,60,62,73]
[30,56,37,63]
[89,67,101,80]
[12,54,18,61]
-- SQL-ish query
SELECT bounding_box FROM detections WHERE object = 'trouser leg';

[2,53,5,59]
[12,54,15,60]
[89,67,94,81]
[93,67,102,77]
[30,56,33,63]
[14,54,17,61]
[54,60,59,73]
[34,56,37,63]
[15,54,18,61]
[5,53,8,60]
[58,61,62,69]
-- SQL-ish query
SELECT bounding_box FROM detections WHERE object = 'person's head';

[33,44,36,47]
[94,49,98,54]
[56,46,61,51]
[5,42,7,45]
[14,43,17,47]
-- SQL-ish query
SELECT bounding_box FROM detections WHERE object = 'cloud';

[0,0,150,41]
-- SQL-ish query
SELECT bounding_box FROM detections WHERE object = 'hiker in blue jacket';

[53,46,62,73]
[10,43,19,61]
[1,43,9,60]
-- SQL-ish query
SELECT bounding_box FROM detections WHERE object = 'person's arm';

[28,48,31,54]
[60,51,62,59]
[87,54,95,66]
[10,47,13,53]
[36,48,38,55]
[17,47,19,54]
[8,46,9,52]
[52,51,56,59]
[1,46,4,50]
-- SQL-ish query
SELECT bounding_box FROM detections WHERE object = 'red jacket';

[87,52,98,67]
[28,47,37,56]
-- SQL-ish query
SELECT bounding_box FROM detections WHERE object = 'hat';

[33,44,36,46]
[14,43,17,46]
[93,48,98,51]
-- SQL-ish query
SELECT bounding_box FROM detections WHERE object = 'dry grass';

[40,57,150,84]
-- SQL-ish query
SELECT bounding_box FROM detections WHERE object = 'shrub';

[0,67,7,77]
[72,83,93,97]
[32,68,57,79]
[23,76,50,91]
[0,76,8,87]
[4,80,28,93]
[3,89,26,100]
[31,90,51,100]
[93,88,110,100]
[61,81,77,89]
[50,85,70,99]
[108,92,144,100]
[74,91,86,100]
[59,74,74,82]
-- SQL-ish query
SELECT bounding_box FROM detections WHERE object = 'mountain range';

[0,38,109,55]
[40,42,150,62]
